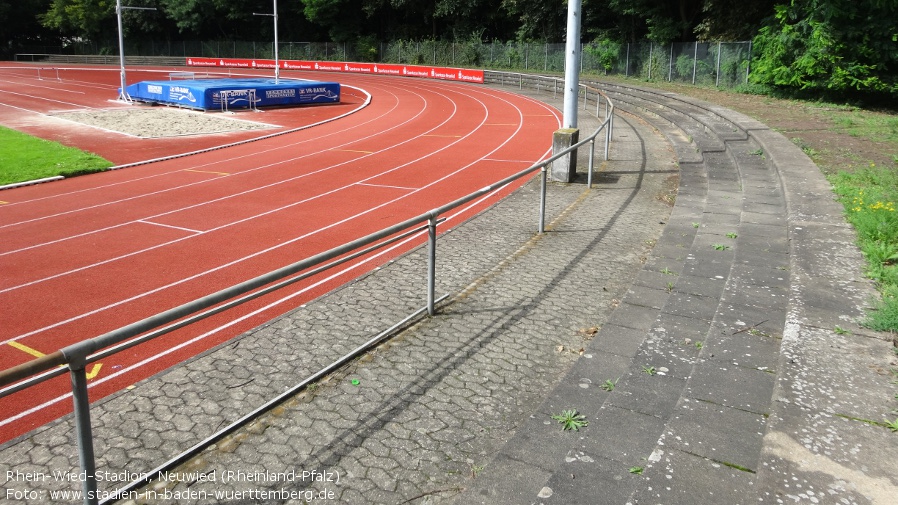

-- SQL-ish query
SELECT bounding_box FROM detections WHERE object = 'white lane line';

[137,220,203,234]
[0,120,550,430]
[0,78,86,94]
[356,182,418,191]
[0,83,473,295]
[0,84,509,341]
[0,100,45,115]
[0,82,472,261]
[0,86,408,228]
[2,90,89,108]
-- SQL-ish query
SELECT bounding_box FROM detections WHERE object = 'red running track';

[0,64,561,444]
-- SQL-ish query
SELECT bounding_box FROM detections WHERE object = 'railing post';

[70,365,99,505]
[539,167,547,234]
[604,120,611,161]
[426,215,437,316]
[587,139,596,188]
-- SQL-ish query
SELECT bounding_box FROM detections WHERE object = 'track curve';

[0,66,562,443]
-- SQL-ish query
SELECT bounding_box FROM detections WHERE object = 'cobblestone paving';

[133,102,675,504]
[0,89,676,504]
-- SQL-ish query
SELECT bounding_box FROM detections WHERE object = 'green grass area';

[829,165,898,332]
[0,126,113,185]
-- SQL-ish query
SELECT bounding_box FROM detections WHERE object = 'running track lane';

[0,68,562,443]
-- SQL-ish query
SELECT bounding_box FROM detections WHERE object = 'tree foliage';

[751,0,898,98]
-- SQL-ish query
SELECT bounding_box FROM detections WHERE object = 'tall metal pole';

[562,0,581,129]
[116,0,127,101]
[273,0,279,83]
[115,1,155,102]
[254,0,279,83]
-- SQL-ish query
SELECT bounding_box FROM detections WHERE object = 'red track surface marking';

[0,63,561,443]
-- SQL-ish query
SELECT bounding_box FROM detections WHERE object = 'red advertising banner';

[186,58,485,84]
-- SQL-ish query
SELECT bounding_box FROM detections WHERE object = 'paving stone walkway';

[1,81,895,505]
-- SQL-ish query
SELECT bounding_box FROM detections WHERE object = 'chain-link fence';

[17,39,753,88]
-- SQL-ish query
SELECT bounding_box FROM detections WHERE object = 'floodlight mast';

[253,0,280,83]
[562,0,582,129]
[116,0,156,102]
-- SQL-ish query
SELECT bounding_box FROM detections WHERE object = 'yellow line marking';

[331,149,375,154]
[184,169,230,176]
[0,201,9,205]
[8,341,45,358]
[7,341,103,379]
[85,364,103,380]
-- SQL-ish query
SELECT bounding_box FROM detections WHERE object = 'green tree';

[751,0,898,98]
[501,0,565,41]
[607,0,705,42]
[40,0,115,40]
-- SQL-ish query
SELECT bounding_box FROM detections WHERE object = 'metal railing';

[0,72,613,505]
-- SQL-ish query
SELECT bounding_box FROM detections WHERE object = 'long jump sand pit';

[51,106,277,138]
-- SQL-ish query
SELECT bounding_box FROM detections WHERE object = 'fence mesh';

[17,39,753,89]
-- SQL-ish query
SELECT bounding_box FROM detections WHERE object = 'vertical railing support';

[587,139,596,188]
[70,365,99,505]
[604,121,611,161]
[538,167,547,234]
[426,215,437,316]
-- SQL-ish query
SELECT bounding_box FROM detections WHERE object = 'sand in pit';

[52,107,277,138]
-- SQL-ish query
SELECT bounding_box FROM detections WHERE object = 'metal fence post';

[668,43,673,81]
[539,167,547,234]
[746,40,752,84]
[715,41,721,87]
[648,42,653,80]
[625,43,630,77]
[70,365,99,505]
[692,41,698,84]
[426,216,437,316]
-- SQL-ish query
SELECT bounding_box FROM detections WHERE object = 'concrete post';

[555,0,581,183]
[552,128,579,182]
